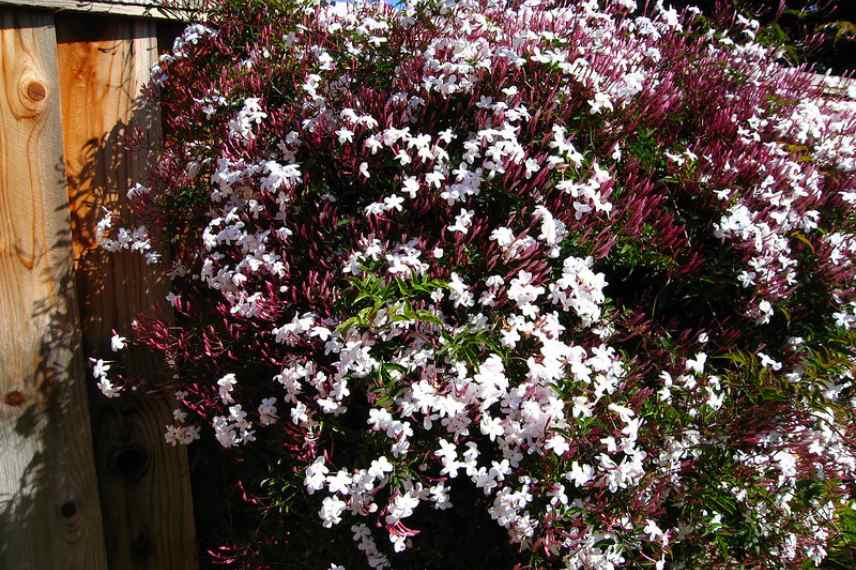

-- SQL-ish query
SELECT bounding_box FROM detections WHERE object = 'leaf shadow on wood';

[0,236,100,568]
[0,9,106,569]
[0,16,195,570]
[55,16,198,568]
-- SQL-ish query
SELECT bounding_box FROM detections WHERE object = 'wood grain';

[0,8,108,570]
[0,1,203,20]
[56,14,197,570]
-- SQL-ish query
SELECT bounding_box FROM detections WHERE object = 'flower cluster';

[94,0,856,567]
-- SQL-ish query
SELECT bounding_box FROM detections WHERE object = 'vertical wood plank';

[0,9,108,570]
[56,14,197,570]
[0,1,204,20]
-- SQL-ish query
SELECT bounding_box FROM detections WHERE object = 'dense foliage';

[93,1,856,568]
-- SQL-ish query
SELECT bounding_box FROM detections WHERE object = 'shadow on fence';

[1,14,196,568]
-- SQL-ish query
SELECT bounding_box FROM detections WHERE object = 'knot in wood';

[59,499,78,518]
[16,72,49,116]
[58,498,83,543]
[26,80,46,101]
[4,390,26,407]
[110,444,149,482]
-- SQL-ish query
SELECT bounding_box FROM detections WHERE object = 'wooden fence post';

[0,8,108,570]
[56,14,197,570]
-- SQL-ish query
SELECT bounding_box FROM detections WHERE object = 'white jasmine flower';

[217,373,238,404]
[758,352,782,371]
[319,496,347,527]
[304,457,329,494]
[110,334,127,352]
[545,435,569,456]
[258,397,279,425]
[565,461,594,487]
[686,352,707,374]
[335,128,354,144]
[448,209,475,235]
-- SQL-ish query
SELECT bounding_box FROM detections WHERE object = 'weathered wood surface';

[0,8,108,570]
[0,0,203,20]
[57,14,197,570]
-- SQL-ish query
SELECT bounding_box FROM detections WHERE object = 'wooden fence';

[0,2,197,569]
